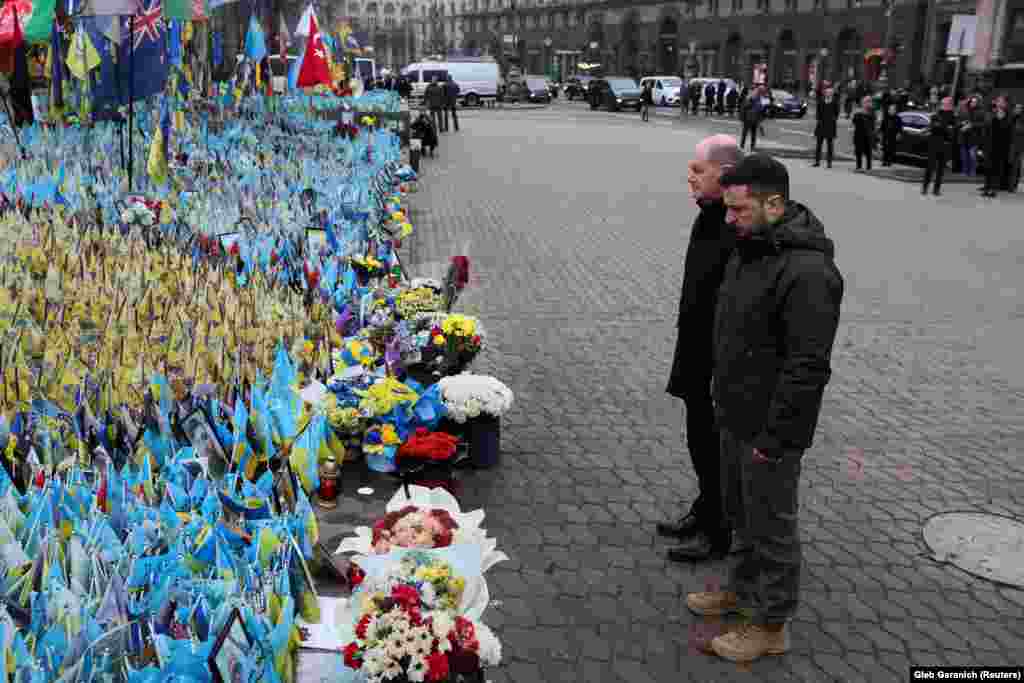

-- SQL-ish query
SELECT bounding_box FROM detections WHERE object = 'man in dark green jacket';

[685,154,844,664]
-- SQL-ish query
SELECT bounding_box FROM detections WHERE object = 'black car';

[765,90,808,118]
[564,77,593,100]
[886,110,988,171]
[589,77,643,112]
[523,78,551,104]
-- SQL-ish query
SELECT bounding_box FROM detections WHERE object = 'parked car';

[885,110,988,171]
[547,80,560,99]
[639,76,682,106]
[523,77,552,103]
[589,77,643,112]
[564,76,593,100]
[401,60,500,106]
[766,89,807,118]
[686,77,740,108]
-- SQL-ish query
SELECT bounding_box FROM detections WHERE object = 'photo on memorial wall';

[181,407,228,476]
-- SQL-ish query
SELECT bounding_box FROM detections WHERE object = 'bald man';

[661,135,745,563]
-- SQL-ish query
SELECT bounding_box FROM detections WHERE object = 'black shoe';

[667,531,733,562]
[656,512,702,540]
[933,189,942,196]
[922,186,929,195]
[812,162,820,167]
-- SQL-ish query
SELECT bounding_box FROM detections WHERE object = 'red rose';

[434,528,453,547]
[425,651,449,682]
[355,614,372,640]
[391,584,420,609]
[471,335,481,346]
[406,606,423,626]
[342,642,363,669]
[348,565,365,588]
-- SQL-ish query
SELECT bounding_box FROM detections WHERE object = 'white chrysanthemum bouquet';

[437,374,514,423]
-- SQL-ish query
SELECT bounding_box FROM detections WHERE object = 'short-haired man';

[660,135,744,562]
[686,154,844,663]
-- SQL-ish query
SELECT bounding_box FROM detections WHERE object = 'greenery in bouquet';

[343,553,501,681]
[436,375,514,424]
[395,288,445,320]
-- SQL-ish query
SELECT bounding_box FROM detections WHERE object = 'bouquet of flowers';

[342,552,501,681]
[413,314,485,376]
[436,375,513,424]
[397,429,460,465]
[371,505,459,554]
[395,288,445,320]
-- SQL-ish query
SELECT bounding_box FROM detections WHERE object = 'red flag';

[296,15,330,88]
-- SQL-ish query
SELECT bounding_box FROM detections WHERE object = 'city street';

[321,104,1024,682]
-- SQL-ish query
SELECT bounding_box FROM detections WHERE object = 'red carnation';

[471,335,481,346]
[342,642,363,669]
[391,584,420,610]
[348,565,365,589]
[406,605,424,626]
[355,614,372,640]
[425,651,449,682]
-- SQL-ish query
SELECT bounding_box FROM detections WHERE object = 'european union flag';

[87,0,170,109]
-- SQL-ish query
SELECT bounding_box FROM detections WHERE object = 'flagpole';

[128,14,135,192]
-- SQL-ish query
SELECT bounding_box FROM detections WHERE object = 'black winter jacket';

[666,200,735,399]
[711,202,843,455]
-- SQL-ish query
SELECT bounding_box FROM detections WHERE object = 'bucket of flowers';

[394,428,467,492]
[436,375,513,468]
[415,314,485,379]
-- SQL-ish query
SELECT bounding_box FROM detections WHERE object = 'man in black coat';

[923,96,957,196]
[716,79,727,115]
[981,95,1013,197]
[739,86,766,151]
[445,75,461,132]
[686,154,843,664]
[812,87,839,168]
[424,77,446,133]
[704,82,716,116]
[661,135,744,562]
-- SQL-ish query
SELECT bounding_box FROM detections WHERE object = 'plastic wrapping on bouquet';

[467,415,501,468]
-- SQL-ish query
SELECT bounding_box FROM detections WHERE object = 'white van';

[639,76,682,107]
[402,60,500,107]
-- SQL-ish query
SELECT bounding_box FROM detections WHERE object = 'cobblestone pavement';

[318,106,1024,682]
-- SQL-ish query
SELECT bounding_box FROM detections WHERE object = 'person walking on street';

[690,83,701,116]
[445,75,461,132]
[851,96,876,172]
[716,79,727,115]
[959,96,986,177]
[705,82,717,116]
[923,96,957,196]
[679,79,690,118]
[981,95,1013,197]
[881,104,902,167]
[740,87,765,151]
[1011,103,1024,192]
[726,86,739,117]
[662,135,745,563]
[686,154,843,664]
[812,87,839,168]
[641,81,653,122]
[425,76,446,133]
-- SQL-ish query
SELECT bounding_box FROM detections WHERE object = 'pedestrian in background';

[705,82,716,116]
[662,134,745,564]
[881,104,902,167]
[813,87,839,168]
[981,95,1013,197]
[641,81,653,122]
[739,87,765,152]
[726,86,739,117]
[679,79,690,118]
[1011,103,1024,192]
[445,74,461,133]
[425,77,446,133]
[851,95,876,172]
[959,96,985,177]
[690,83,701,115]
[923,96,957,196]
[687,154,843,664]
[716,79,727,116]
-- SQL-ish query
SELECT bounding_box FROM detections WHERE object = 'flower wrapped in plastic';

[397,428,459,465]
[436,374,513,424]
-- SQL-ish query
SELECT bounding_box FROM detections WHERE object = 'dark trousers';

[720,427,803,625]
[449,105,459,132]
[983,154,1010,193]
[691,99,700,115]
[882,135,898,166]
[814,136,834,166]
[854,139,873,170]
[923,148,946,193]
[704,99,714,115]
[740,122,758,150]
[441,108,449,132]
[429,108,443,134]
[682,396,728,535]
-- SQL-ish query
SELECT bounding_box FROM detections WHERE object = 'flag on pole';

[163,0,191,21]
[65,23,101,79]
[86,0,170,107]
[277,12,289,61]
[48,20,64,111]
[294,4,316,38]
[295,14,329,88]
[243,12,266,62]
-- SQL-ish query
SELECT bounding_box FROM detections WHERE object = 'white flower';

[438,374,514,419]
[431,612,454,642]
[381,659,404,680]
[476,622,502,667]
[464,398,481,418]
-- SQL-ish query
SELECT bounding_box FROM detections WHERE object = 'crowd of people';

[665,136,844,664]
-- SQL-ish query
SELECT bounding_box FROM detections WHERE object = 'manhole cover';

[922,512,1024,588]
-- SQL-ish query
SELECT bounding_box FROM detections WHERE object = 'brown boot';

[710,623,790,662]
[685,591,739,616]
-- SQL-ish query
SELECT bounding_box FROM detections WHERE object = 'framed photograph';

[306,226,327,254]
[208,608,255,683]
[272,461,300,515]
[181,407,228,476]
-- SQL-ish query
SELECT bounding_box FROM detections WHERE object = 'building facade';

[453,0,931,90]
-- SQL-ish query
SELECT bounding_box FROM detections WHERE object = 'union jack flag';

[131,0,165,51]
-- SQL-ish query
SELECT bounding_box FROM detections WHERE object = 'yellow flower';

[380,424,401,445]
[433,335,445,346]
[442,315,476,338]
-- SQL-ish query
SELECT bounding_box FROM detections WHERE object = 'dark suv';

[564,77,593,100]
[588,77,643,112]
